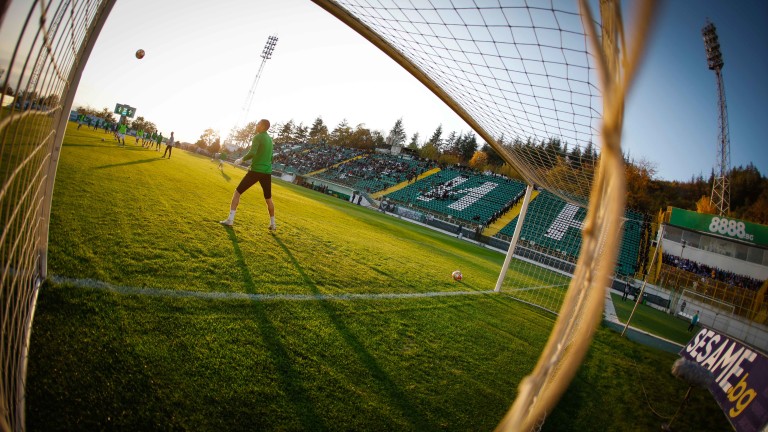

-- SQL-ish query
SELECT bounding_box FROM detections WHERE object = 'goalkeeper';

[220,119,275,231]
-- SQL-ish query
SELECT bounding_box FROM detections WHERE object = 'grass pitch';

[25,122,730,431]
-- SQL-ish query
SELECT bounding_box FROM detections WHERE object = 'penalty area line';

[50,276,494,302]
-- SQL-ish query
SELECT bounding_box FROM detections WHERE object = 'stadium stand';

[272,144,365,175]
[384,166,527,226]
[313,153,436,193]
[497,190,644,276]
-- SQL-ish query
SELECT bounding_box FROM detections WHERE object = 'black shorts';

[236,171,272,199]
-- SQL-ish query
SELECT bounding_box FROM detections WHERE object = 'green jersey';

[118,123,127,134]
[243,132,273,174]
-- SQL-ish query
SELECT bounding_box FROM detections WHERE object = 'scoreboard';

[114,103,136,118]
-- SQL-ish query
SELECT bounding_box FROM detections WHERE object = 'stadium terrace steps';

[483,190,539,237]
[306,154,366,177]
[496,190,644,276]
[383,168,527,225]
[372,167,441,199]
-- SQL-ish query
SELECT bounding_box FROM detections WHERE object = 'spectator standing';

[687,311,700,332]
[161,132,175,158]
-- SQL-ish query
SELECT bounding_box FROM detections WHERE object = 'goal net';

[0,1,116,429]
[680,289,737,318]
[310,1,658,430]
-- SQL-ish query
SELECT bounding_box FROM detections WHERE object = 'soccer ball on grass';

[452,270,463,282]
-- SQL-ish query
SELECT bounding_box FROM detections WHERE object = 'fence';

[655,264,759,320]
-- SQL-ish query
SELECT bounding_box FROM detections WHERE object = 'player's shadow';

[219,169,230,182]
[224,227,327,431]
[63,143,108,148]
[272,235,430,430]
[93,158,163,169]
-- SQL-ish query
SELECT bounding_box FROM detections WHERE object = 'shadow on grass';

[220,168,231,182]
[93,157,164,169]
[225,227,327,431]
[272,235,431,431]
[63,143,110,148]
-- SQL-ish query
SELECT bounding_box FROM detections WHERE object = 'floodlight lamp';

[261,35,278,60]
[702,22,724,70]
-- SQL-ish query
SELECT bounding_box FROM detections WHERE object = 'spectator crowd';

[662,252,764,291]
[319,153,435,192]
[273,144,365,175]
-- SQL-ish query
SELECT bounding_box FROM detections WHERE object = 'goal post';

[679,289,737,318]
[495,184,534,293]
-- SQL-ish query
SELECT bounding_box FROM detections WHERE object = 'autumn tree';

[198,128,220,150]
[371,130,386,148]
[695,196,718,214]
[420,142,440,161]
[231,121,258,148]
[743,188,768,224]
[469,150,488,171]
[349,124,375,149]
[330,119,352,146]
[99,107,116,124]
[131,116,152,132]
[209,137,221,154]
[625,157,658,213]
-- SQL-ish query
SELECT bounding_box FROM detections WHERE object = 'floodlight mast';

[702,20,730,216]
[240,35,278,125]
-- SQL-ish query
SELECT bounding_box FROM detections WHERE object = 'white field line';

[504,283,570,293]
[51,276,494,302]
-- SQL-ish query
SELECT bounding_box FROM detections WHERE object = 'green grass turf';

[24,122,731,431]
[610,293,696,346]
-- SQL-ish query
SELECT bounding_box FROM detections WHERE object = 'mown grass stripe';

[51,275,494,301]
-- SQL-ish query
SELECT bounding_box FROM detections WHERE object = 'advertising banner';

[668,207,768,247]
[680,328,768,432]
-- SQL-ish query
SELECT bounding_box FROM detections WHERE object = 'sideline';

[50,276,494,302]
[51,276,684,353]
[603,287,684,354]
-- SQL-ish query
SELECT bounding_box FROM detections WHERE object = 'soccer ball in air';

[135,49,145,59]
[452,270,463,282]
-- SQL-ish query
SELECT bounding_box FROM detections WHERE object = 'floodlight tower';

[702,20,730,216]
[240,35,278,125]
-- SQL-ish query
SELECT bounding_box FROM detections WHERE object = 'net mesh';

[311,0,657,430]
[319,0,601,204]
[0,1,114,429]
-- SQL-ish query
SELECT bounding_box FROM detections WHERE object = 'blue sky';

[4,0,763,182]
[623,0,768,181]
